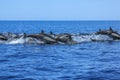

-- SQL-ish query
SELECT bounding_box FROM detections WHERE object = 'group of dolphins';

[0,27,120,44]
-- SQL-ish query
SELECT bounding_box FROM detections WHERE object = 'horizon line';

[0,20,120,21]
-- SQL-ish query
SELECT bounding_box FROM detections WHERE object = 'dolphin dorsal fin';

[99,29,101,32]
[50,31,53,35]
[109,27,113,32]
[40,30,45,34]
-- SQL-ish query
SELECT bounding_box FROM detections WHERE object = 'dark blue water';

[0,21,120,80]
[0,21,120,34]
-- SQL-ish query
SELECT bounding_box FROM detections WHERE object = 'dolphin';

[55,33,77,44]
[96,27,120,40]
[27,33,58,44]
[0,33,8,41]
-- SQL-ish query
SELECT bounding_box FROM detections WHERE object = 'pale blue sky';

[0,0,120,20]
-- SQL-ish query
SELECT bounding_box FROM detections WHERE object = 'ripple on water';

[0,75,24,80]
[0,42,120,80]
[0,59,9,63]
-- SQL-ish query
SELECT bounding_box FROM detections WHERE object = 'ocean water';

[0,21,120,80]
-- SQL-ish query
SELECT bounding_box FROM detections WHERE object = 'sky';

[0,0,120,20]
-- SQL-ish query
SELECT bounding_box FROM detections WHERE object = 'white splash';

[72,34,113,43]
[6,37,26,44]
[6,37,45,44]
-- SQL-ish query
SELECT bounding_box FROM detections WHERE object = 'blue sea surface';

[0,21,120,80]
